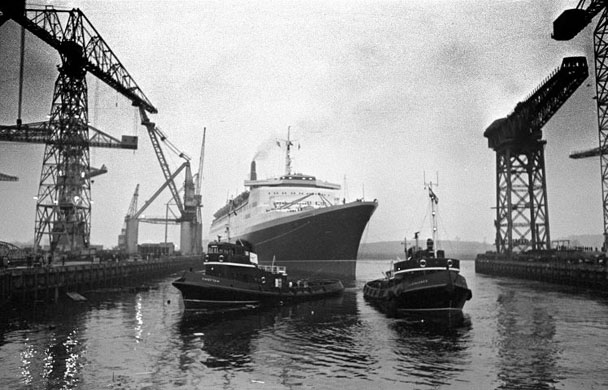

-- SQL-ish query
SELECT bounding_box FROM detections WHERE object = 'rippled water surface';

[1,260,608,389]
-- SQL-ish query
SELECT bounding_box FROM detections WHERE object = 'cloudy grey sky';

[0,0,602,249]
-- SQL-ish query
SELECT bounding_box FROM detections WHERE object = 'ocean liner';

[208,129,377,280]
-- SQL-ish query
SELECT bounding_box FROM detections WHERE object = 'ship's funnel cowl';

[250,160,257,181]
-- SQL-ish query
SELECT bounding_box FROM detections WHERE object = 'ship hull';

[211,201,377,280]
[363,270,472,317]
[173,271,344,311]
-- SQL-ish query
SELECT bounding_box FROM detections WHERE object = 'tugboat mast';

[425,174,439,257]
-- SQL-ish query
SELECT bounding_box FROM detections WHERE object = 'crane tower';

[484,57,588,254]
[554,1,608,251]
[0,2,155,254]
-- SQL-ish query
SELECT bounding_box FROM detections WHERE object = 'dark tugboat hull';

[173,272,344,311]
[363,271,472,317]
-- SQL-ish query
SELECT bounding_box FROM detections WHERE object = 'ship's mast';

[426,183,439,256]
[425,173,439,256]
[284,126,293,175]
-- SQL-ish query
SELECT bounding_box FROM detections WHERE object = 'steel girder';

[594,9,608,249]
[495,143,550,254]
[34,58,91,252]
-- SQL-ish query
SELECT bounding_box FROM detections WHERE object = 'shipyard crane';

[553,1,608,251]
[119,127,205,256]
[119,108,204,255]
[484,57,588,254]
[193,128,206,254]
[0,2,156,254]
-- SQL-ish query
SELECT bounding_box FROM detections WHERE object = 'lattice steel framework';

[0,3,155,253]
[485,57,588,254]
[554,1,608,250]
[35,54,91,252]
[494,144,549,254]
[594,9,608,249]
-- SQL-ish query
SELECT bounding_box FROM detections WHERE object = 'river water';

[1,259,608,389]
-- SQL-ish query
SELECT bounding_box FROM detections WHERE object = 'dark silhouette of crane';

[0,2,156,254]
[553,1,608,251]
[484,57,588,254]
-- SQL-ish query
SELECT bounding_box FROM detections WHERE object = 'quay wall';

[475,252,608,290]
[0,256,202,306]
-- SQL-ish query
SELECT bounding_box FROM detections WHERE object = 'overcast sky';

[0,0,602,249]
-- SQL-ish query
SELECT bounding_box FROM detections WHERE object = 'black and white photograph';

[1,1,607,389]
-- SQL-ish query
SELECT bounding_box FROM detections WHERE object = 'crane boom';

[553,0,606,40]
[138,107,186,214]
[195,128,206,196]
[0,4,156,113]
[126,185,140,218]
[484,57,589,150]
[0,122,137,149]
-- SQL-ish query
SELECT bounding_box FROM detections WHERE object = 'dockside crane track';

[553,0,608,251]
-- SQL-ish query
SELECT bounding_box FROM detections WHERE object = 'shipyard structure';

[477,3,608,290]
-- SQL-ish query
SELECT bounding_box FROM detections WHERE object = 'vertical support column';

[594,10,608,251]
[33,13,91,255]
[494,141,550,254]
[496,151,511,254]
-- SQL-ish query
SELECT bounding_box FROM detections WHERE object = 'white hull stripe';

[205,262,256,268]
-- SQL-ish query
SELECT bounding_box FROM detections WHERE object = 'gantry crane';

[0,2,156,254]
[553,1,608,251]
[484,57,588,254]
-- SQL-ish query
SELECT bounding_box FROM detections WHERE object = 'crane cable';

[153,124,191,161]
[17,24,25,127]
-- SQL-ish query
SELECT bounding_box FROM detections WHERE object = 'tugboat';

[173,240,344,311]
[363,182,472,318]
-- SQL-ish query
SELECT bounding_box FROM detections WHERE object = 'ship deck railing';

[259,265,287,275]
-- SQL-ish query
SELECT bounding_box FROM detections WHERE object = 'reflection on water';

[1,300,90,389]
[2,262,608,389]
[388,315,473,387]
[495,287,560,390]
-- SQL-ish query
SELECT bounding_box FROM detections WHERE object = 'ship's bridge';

[244,173,340,190]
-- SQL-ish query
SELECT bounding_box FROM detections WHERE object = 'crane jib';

[0,4,157,114]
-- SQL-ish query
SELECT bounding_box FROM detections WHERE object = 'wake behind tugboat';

[172,240,344,311]
[363,182,472,319]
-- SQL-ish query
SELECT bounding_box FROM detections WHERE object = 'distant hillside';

[358,240,494,260]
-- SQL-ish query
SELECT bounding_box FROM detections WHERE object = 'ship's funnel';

[250,160,257,181]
